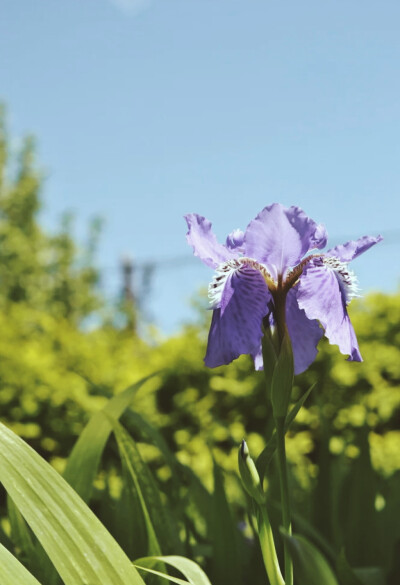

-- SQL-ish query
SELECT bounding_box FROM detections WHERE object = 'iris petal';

[244,203,327,278]
[297,259,362,361]
[327,235,383,263]
[286,288,324,374]
[225,228,245,251]
[205,264,271,367]
[185,213,236,269]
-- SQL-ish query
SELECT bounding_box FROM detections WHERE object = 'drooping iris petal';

[244,203,327,278]
[327,235,383,263]
[286,288,324,375]
[185,213,236,269]
[297,259,362,361]
[204,264,271,368]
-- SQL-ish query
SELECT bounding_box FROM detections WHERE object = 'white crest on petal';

[208,257,273,309]
[321,256,360,304]
[208,259,241,309]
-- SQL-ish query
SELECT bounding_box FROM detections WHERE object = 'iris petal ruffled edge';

[185,213,237,269]
[243,203,327,278]
[327,234,383,262]
[297,259,362,362]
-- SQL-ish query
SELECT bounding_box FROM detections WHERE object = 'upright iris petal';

[244,203,327,279]
[185,204,382,374]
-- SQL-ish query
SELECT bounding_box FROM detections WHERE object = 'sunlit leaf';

[106,414,163,557]
[0,422,146,585]
[135,555,212,585]
[63,373,159,502]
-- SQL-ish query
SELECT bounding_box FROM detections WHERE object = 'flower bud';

[238,440,265,505]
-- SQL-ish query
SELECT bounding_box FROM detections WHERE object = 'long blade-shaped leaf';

[134,564,190,585]
[64,373,159,502]
[281,531,339,585]
[125,410,182,489]
[0,423,146,585]
[209,460,242,585]
[108,414,181,556]
[257,384,315,479]
[0,542,43,585]
[135,555,212,585]
[7,495,36,561]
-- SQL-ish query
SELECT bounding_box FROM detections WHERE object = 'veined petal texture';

[297,259,362,361]
[286,288,324,375]
[205,264,271,367]
[244,203,327,278]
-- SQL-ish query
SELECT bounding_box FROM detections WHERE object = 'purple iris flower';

[185,203,382,375]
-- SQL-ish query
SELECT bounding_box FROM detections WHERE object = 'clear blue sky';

[1,0,399,332]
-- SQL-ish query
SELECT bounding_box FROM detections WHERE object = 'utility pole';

[120,255,136,331]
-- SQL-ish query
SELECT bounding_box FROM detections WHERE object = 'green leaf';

[107,413,182,556]
[284,504,337,566]
[257,384,315,479]
[281,532,339,585]
[340,427,380,567]
[63,373,159,502]
[135,556,212,585]
[135,564,190,585]
[6,495,48,583]
[0,422,146,585]
[0,541,43,585]
[353,567,386,585]
[209,460,242,585]
[125,410,181,481]
[336,550,364,585]
[114,458,148,559]
[261,327,278,398]
[7,495,36,562]
[271,332,294,419]
[238,440,264,504]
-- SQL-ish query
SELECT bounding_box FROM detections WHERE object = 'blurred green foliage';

[0,109,400,583]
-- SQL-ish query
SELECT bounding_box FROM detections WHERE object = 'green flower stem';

[257,504,285,585]
[275,415,293,585]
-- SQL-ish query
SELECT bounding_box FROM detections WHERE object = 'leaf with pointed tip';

[63,373,159,502]
[0,422,146,585]
[210,460,242,585]
[107,413,182,556]
[135,556,212,585]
